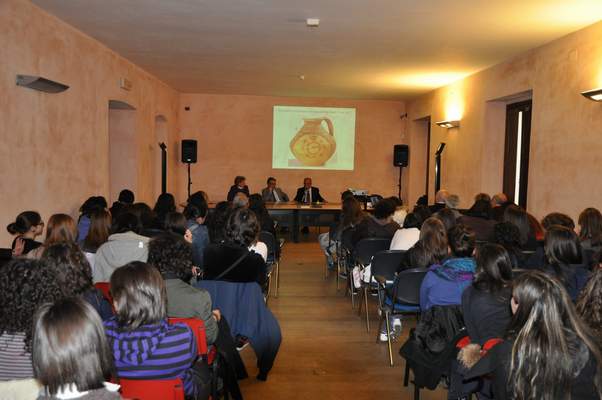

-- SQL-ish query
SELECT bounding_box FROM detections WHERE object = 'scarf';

[430,257,476,282]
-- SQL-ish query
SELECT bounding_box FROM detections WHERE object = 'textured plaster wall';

[406,20,602,221]
[177,94,406,203]
[0,0,180,246]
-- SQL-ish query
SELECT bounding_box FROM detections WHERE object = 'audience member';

[412,204,432,225]
[459,199,495,242]
[249,194,276,237]
[503,205,538,251]
[164,211,192,242]
[227,176,250,202]
[390,213,421,251]
[388,196,408,226]
[474,193,491,203]
[232,192,250,209]
[129,202,155,234]
[542,212,575,231]
[206,201,232,244]
[294,177,325,204]
[444,194,462,219]
[148,234,218,344]
[33,298,120,399]
[203,208,268,285]
[419,224,476,310]
[81,208,112,254]
[405,217,448,269]
[77,196,107,243]
[93,212,149,282]
[579,207,602,253]
[576,267,602,347]
[28,214,78,259]
[42,242,113,320]
[429,189,449,213]
[105,262,208,399]
[188,190,209,208]
[351,198,399,246]
[542,226,590,301]
[109,189,134,221]
[0,259,63,380]
[490,193,510,221]
[7,211,44,256]
[153,192,176,229]
[261,177,289,202]
[467,271,602,400]
[184,201,210,268]
[493,222,526,268]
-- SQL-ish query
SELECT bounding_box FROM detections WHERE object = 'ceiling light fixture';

[581,88,602,101]
[435,120,460,129]
[306,18,320,27]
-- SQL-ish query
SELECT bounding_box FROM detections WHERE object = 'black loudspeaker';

[393,144,409,167]
[181,140,197,163]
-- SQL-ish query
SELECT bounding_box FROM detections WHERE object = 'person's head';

[164,212,188,236]
[435,189,449,204]
[226,208,260,247]
[448,224,476,258]
[373,198,396,221]
[493,221,522,249]
[407,242,433,269]
[118,189,135,204]
[576,267,602,337]
[32,298,113,395]
[183,202,208,224]
[7,211,43,237]
[444,194,460,210]
[416,194,428,206]
[474,193,491,203]
[110,261,166,329]
[148,234,193,281]
[473,244,512,292]
[507,271,602,399]
[467,199,492,219]
[341,190,354,201]
[153,193,176,217]
[578,207,602,244]
[544,225,582,266]
[0,259,63,352]
[491,193,508,207]
[420,217,446,241]
[435,208,458,231]
[206,201,231,244]
[341,196,364,227]
[79,196,107,216]
[42,242,93,297]
[188,190,209,210]
[387,196,403,208]
[412,204,432,225]
[84,208,112,251]
[112,212,140,235]
[418,217,448,263]
[44,214,78,246]
[503,205,532,246]
[541,212,575,231]
[403,213,422,230]
[234,176,246,187]
[129,202,154,230]
[266,177,277,190]
[249,193,267,214]
[303,177,312,189]
[232,192,249,209]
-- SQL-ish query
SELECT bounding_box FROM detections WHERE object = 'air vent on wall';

[16,75,69,93]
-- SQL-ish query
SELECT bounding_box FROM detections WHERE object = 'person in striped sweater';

[104,261,208,399]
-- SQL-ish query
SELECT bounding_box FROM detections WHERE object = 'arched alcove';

[154,115,168,198]
[108,100,137,203]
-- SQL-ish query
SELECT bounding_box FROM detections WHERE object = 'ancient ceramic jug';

[289,118,336,166]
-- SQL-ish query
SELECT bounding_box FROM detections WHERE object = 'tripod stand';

[397,166,404,201]
[186,162,192,199]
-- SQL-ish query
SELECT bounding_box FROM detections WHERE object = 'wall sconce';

[435,120,460,129]
[581,88,602,101]
[16,75,69,93]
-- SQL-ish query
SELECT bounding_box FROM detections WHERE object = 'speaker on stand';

[393,144,409,201]
[181,139,198,200]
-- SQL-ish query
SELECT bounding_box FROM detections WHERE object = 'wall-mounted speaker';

[181,139,197,163]
[393,144,409,167]
[16,75,69,93]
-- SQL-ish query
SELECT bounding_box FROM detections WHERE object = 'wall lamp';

[435,120,460,129]
[581,88,602,101]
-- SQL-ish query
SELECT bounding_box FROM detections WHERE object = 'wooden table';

[265,202,342,242]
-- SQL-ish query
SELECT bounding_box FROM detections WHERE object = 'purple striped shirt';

[103,318,197,396]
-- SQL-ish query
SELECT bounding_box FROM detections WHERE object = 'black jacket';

[461,286,511,345]
[203,243,267,286]
[227,185,250,202]
[294,187,324,203]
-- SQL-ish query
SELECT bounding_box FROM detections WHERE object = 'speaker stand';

[186,162,192,200]
[397,166,404,202]
[159,142,167,194]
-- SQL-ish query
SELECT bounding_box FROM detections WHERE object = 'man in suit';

[227,176,250,202]
[261,177,289,202]
[294,177,325,204]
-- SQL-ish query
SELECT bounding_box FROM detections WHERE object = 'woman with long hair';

[206,201,232,244]
[576,267,602,346]
[503,205,538,251]
[543,225,591,301]
[249,194,276,237]
[183,202,210,268]
[406,217,449,269]
[6,211,44,256]
[0,259,63,380]
[27,214,78,259]
[82,208,112,254]
[33,298,120,399]
[579,207,602,252]
[468,271,602,400]
[153,192,176,229]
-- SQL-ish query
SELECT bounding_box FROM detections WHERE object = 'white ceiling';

[32,0,602,100]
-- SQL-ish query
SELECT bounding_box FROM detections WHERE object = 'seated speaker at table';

[261,177,289,202]
[294,177,325,204]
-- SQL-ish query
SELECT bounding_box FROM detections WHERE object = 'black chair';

[353,238,392,331]
[337,227,357,306]
[324,222,339,280]
[372,250,406,315]
[378,267,428,366]
[0,248,12,269]
[259,231,281,301]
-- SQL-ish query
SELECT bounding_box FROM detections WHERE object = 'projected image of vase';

[289,118,337,167]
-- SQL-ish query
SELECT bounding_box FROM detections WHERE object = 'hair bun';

[7,222,19,235]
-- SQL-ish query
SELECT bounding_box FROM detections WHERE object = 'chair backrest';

[167,317,208,356]
[392,267,428,305]
[94,282,112,304]
[119,378,185,400]
[353,238,391,266]
[371,250,405,282]
[259,231,277,262]
[0,248,12,269]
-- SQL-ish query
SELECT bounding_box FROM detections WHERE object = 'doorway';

[503,100,532,208]
[108,100,137,203]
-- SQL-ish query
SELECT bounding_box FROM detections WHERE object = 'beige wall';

[177,94,406,203]
[406,20,602,221]
[0,0,180,245]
